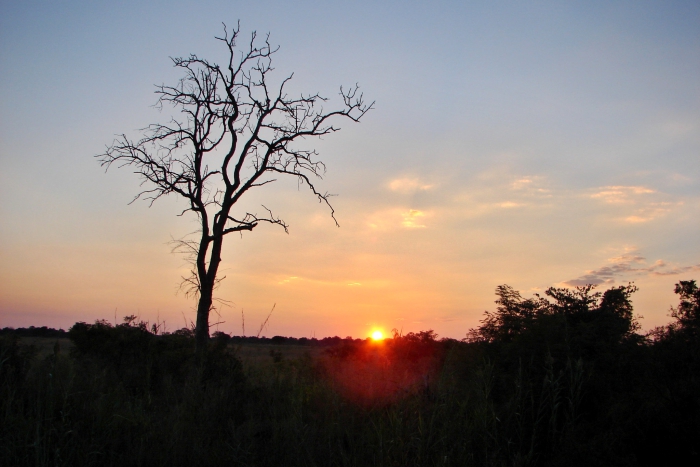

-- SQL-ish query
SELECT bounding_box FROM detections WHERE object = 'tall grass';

[1,316,698,466]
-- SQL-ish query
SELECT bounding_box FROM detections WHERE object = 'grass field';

[17,337,74,358]
[2,281,699,466]
[233,342,323,368]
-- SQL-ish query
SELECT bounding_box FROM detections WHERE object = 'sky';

[1,0,699,339]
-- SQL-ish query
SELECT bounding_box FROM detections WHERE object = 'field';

[234,342,323,368]
[2,282,699,466]
[17,337,74,358]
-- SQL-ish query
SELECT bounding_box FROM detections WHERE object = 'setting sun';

[371,330,384,340]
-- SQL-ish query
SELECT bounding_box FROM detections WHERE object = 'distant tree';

[650,279,700,340]
[598,284,637,323]
[467,285,549,343]
[671,280,700,329]
[545,284,601,315]
[469,283,639,345]
[98,24,372,355]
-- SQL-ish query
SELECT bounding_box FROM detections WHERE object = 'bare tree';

[98,24,373,355]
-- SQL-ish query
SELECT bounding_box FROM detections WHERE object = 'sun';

[371,330,384,341]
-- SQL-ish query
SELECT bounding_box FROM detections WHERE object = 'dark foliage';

[228,334,363,346]
[1,326,68,338]
[2,281,698,466]
[0,334,37,387]
[464,281,699,465]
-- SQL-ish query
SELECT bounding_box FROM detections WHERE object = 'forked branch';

[98,23,372,354]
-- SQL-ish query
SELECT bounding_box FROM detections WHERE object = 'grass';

[1,307,699,467]
[0,334,537,466]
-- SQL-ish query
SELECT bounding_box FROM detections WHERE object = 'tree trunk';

[195,289,212,357]
[194,236,223,357]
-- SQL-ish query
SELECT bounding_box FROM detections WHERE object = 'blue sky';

[1,1,698,338]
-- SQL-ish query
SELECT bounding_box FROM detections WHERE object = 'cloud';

[511,178,533,189]
[667,173,694,184]
[388,177,434,194]
[450,173,554,218]
[588,186,682,223]
[590,186,656,204]
[564,251,700,286]
[622,202,678,223]
[366,208,431,230]
[609,254,646,263]
[402,209,427,228]
[435,316,459,323]
[278,276,299,284]
[497,201,522,208]
[510,176,551,195]
[277,275,386,289]
[650,264,700,276]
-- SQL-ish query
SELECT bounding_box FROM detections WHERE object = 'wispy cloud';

[649,263,700,277]
[276,274,386,288]
[588,185,681,223]
[497,201,522,208]
[590,186,656,204]
[278,276,299,284]
[366,208,432,230]
[564,250,700,286]
[510,176,551,195]
[402,209,427,228]
[510,177,534,189]
[451,173,554,217]
[388,177,434,194]
[622,202,678,223]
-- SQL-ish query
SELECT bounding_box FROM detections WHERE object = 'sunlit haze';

[1,1,699,339]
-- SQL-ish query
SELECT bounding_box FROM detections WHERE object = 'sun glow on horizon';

[371,330,384,340]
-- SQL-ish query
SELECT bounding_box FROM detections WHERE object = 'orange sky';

[1,1,699,338]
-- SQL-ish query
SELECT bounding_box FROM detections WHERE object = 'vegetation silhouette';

[1,281,698,466]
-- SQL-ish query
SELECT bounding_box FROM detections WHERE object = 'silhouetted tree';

[648,279,700,343]
[99,24,372,355]
[671,280,700,330]
[467,284,548,343]
[469,283,639,346]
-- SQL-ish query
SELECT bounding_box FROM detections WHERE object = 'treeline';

[0,326,68,338]
[228,334,368,346]
[0,281,698,466]
[1,324,369,346]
